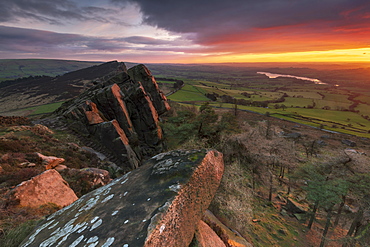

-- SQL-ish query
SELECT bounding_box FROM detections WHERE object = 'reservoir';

[257,72,326,85]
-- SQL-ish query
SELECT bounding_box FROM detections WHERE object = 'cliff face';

[53,64,170,171]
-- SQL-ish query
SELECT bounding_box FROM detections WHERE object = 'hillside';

[0,59,102,82]
[0,61,126,116]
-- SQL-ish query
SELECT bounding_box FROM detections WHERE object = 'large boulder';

[11,169,78,208]
[20,149,224,247]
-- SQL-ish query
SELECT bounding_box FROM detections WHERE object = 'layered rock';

[20,149,224,247]
[127,65,171,115]
[11,169,78,208]
[192,220,226,247]
[202,210,253,247]
[53,64,169,171]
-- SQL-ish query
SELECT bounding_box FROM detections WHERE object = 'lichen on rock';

[20,149,224,247]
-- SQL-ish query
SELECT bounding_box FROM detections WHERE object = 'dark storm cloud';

[113,0,370,44]
[0,0,125,25]
[0,25,130,54]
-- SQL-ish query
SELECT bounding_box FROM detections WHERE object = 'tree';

[294,164,348,230]
[342,174,370,247]
[196,102,219,140]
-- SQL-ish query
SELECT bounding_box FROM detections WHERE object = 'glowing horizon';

[1,0,370,65]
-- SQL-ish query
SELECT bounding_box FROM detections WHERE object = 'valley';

[149,63,370,138]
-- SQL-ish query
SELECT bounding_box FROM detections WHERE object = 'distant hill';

[0,59,103,81]
[0,61,126,116]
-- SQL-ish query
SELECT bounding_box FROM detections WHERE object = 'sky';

[1,0,370,63]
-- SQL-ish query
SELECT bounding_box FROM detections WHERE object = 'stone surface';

[53,64,169,171]
[20,149,224,247]
[12,169,78,208]
[54,164,68,172]
[284,198,307,214]
[192,220,226,247]
[342,139,356,147]
[203,210,253,247]
[36,152,65,170]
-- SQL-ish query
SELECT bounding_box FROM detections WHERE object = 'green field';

[155,66,370,138]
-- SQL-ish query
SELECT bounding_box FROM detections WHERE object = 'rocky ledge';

[50,64,170,172]
[20,149,224,247]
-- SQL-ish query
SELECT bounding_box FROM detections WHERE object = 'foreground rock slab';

[12,169,78,208]
[20,149,224,247]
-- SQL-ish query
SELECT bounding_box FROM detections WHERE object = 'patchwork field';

[150,64,370,138]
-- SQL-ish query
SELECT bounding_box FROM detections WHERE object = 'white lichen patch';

[87,236,99,243]
[169,183,181,193]
[121,178,129,184]
[88,242,99,247]
[91,216,100,224]
[101,237,115,247]
[77,224,88,233]
[102,194,114,203]
[159,224,166,234]
[151,152,169,160]
[70,235,84,247]
[90,218,103,231]
[37,218,83,247]
[111,210,119,216]
[79,195,100,212]
[47,220,59,230]
[102,187,111,196]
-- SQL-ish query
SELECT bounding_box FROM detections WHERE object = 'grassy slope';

[0,59,102,81]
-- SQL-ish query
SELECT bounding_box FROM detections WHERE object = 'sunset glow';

[1,0,370,64]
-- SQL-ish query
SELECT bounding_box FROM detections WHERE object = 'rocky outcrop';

[11,169,78,208]
[20,149,224,247]
[127,65,171,115]
[53,64,170,171]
